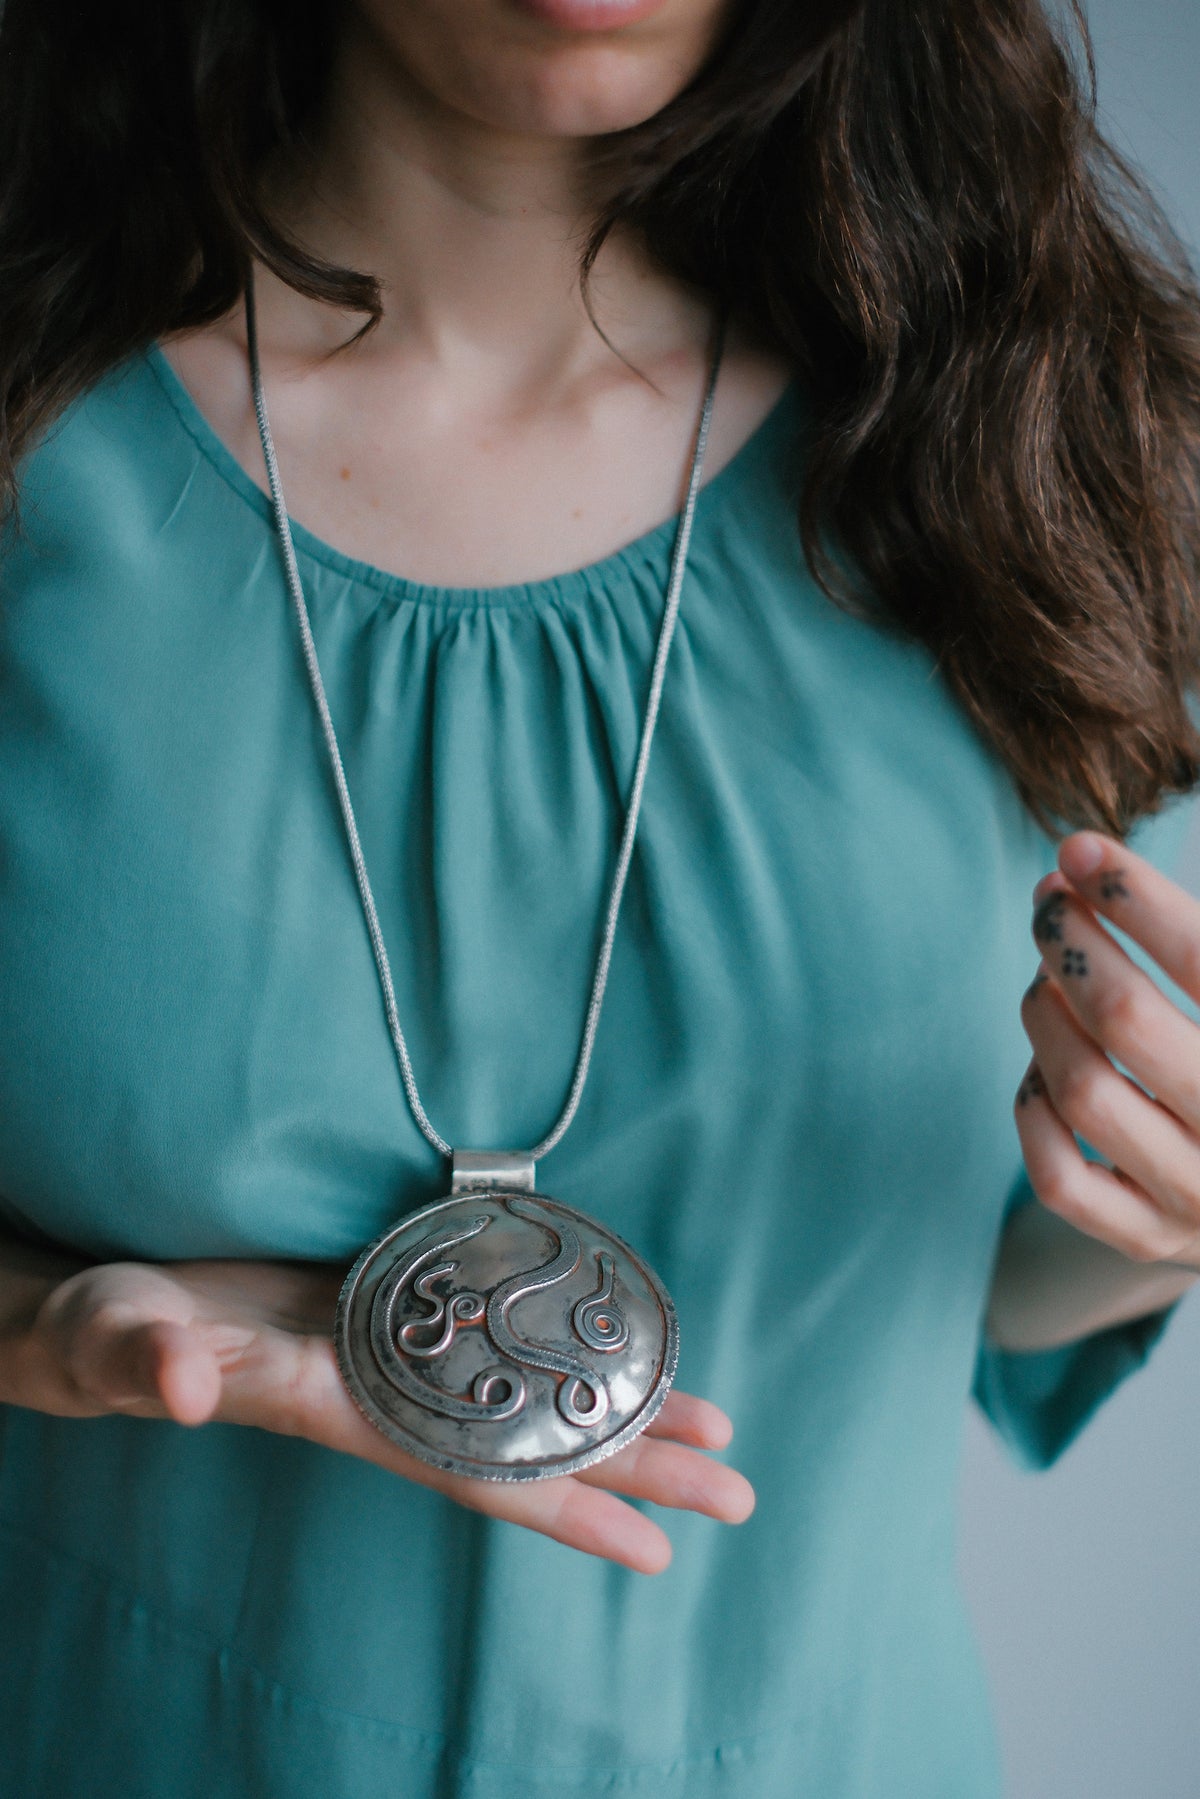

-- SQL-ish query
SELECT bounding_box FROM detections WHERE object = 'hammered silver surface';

[335,1186,679,1481]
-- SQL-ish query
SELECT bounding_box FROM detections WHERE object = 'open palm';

[25,1255,754,1574]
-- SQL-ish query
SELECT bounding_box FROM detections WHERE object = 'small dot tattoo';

[1033,892,1067,946]
[1017,1068,1046,1107]
[1025,971,1050,1001]
[1099,868,1131,902]
[1061,947,1089,977]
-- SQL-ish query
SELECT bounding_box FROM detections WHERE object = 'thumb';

[86,1316,222,1424]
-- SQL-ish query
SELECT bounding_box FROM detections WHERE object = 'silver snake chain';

[245,275,725,1164]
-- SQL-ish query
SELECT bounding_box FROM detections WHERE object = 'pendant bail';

[451,1149,536,1193]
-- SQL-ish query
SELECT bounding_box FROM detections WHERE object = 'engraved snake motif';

[486,1196,611,1429]
[370,1215,527,1423]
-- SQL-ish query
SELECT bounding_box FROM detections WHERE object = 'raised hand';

[1017,830,1200,1273]
[13,1253,754,1574]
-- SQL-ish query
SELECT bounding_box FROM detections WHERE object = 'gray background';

[957,6,1200,1795]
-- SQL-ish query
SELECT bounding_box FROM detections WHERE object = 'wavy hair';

[1,0,1199,833]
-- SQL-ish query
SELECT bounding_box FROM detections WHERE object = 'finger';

[1020,975,1200,1243]
[1030,886,1200,1133]
[476,1477,675,1575]
[75,1315,221,1424]
[1057,830,1200,1008]
[642,1389,733,1450]
[437,1461,677,1574]
[575,1435,756,1523]
[148,1322,225,1424]
[211,1331,680,1572]
[1014,1057,1196,1262]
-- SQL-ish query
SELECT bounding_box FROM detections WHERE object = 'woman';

[1,0,1200,1792]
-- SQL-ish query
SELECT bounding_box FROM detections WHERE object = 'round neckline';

[143,341,800,612]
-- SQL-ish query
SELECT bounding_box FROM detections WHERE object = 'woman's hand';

[8,1252,753,1574]
[1017,829,1200,1274]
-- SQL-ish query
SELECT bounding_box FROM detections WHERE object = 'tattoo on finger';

[1017,1067,1046,1107]
[1061,948,1089,977]
[1033,893,1067,945]
[1099,868,1130,902]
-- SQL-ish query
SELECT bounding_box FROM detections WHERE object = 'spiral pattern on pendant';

[572,1253,630,1353]
[485,1195,611,1428]
[369,1215,527,1423]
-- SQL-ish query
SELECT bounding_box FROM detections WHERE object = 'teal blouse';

[0,347,1188,1797]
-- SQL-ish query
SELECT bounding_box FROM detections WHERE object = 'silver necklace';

[246,279,724,1482]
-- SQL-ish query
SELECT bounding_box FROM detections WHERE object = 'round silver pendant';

[335,1186,679,1482]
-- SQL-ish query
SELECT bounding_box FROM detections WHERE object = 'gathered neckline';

[143,342,800,613]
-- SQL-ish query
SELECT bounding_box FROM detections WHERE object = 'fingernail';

[1060,832,1105,878]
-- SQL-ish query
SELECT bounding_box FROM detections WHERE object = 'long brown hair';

[1,0,1198,834]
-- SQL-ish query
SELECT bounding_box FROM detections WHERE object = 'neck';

[262,11,700,389]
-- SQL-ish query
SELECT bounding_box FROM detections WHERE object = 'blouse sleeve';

[972,787,1198,1471]
[971,1165,1184,1470]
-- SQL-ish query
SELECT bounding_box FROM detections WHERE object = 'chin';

[351,0,730,141]
[471,45,705,138]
